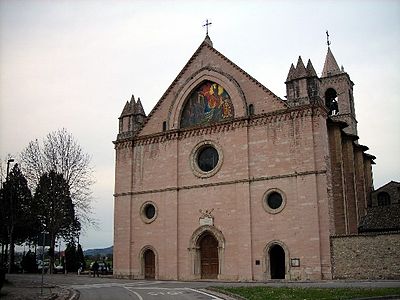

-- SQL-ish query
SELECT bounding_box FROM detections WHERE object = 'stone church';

[113,34,375,281]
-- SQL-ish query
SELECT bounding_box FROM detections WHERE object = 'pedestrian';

[78,262,83,276]
[92,261,99,277]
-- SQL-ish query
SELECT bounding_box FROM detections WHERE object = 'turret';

[118,95,147,138]
[285,56,321,106]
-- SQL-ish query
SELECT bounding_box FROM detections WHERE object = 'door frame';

[263,240,290,280]
[139,245,158,280]
[189,225,225,280]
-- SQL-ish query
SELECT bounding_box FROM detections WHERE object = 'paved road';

[73,281,224,300]
[5,274,400,300]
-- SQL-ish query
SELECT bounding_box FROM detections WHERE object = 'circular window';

[190,141,223,178]
[198,146,219,172]
[267,192,283,209]
[145,204,155,219]
[263,189,286,214]
[140,201,158,224]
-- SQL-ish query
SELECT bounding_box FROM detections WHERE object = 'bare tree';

[20,129,95,227]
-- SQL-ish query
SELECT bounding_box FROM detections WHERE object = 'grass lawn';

[213,286,400,300]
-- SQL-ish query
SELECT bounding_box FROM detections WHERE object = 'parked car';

[89,262,112,275]
[53,264,64,274]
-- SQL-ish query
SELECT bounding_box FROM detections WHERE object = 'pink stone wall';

[114,105,333,280]
[112,42,352,281]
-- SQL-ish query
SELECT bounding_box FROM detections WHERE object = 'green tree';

[21,250,37,273]
[33,171,80,274]
[0,164,38,273]
[65,242,78,272]
[77,244,86,271]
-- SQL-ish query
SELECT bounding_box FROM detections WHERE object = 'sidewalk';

[0,274,73,300]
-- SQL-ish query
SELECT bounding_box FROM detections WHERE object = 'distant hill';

[83,246,113,257]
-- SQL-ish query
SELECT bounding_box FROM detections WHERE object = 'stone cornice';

[114,169,327,197]
[327,118,349,129]
[114,103,327,148]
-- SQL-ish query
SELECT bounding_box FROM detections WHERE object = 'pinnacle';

[294,56,307,78]
[134,97,146,115]
[306,59,317,77]
[120,101,131,118]
[286,63,296,82]
[322,47,341,77]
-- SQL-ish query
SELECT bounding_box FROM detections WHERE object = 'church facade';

[113,35,375,281]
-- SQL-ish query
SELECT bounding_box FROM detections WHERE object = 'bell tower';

[320,34,357,135]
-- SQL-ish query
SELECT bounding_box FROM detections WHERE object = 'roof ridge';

[136,40,287,134]
[207,45,286,106]
[135,41,208,133]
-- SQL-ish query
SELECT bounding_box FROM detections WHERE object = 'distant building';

[359,181,400,233]
[113,34,375,280]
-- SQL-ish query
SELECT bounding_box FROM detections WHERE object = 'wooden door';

[200,234,219,279]
[144,249,155,279]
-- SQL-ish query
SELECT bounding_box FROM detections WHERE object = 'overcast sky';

[1,0,399,250]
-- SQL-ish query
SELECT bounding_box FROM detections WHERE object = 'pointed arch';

[188,225,225,280]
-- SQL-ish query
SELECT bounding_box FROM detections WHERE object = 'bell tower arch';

[320,46,357,135]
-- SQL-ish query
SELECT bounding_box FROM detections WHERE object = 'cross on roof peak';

[326,30,331,47]
[203,19,212,35]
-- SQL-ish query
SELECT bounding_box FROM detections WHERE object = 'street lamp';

[1,159,14,266]
[6,158,14,273]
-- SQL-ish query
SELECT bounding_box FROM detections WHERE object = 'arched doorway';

[269,244,285,279]
[199,233,219,279]
[144,249,155,279]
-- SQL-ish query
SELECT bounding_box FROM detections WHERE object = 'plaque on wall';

[199,216,213,226]
[199,209,214,226]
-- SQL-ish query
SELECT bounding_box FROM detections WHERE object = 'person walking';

[92,261,99,277]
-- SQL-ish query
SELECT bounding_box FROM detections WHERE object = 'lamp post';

[1,159,14,267]
[6,159,15,181]
[6,159,14,274]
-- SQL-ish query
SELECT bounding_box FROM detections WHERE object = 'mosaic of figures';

[180,81,234,128]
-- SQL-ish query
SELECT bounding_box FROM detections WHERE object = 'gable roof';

[373,181,400,192]
[136,36,287,135]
